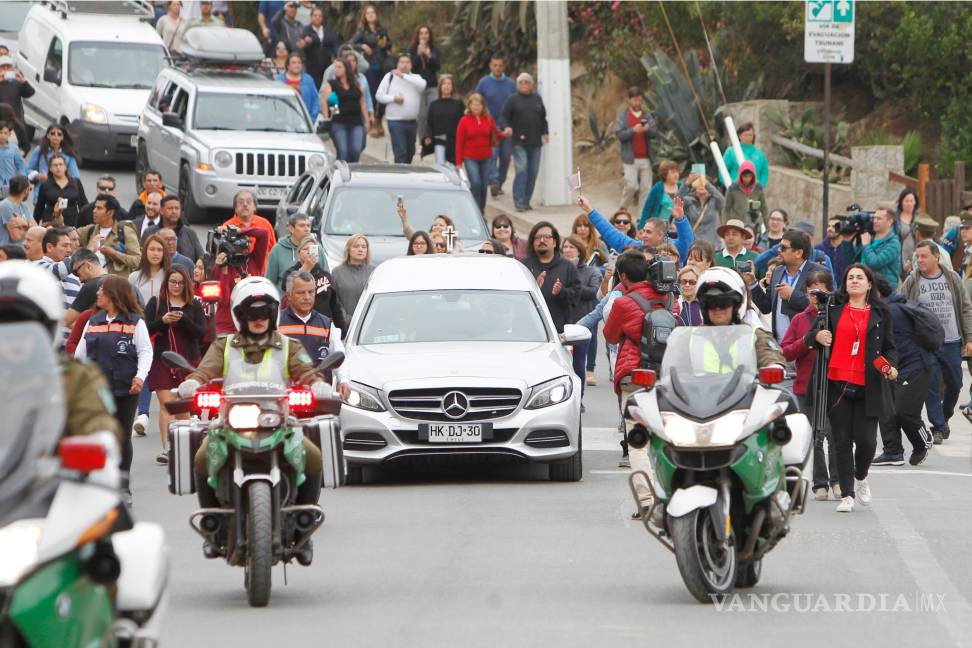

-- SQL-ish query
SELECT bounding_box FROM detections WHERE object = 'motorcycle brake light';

[289,389,314,409]
[59,437,107,472]
[195,391,223,409]
[198,281,222,302]
[759,367,785,384]
[631,369,657,387]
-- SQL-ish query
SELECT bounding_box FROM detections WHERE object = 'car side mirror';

[162,112,184,129]
[43,66,61,85]
[561,324,592,346]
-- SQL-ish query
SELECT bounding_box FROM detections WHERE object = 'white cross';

[443,225,458,252]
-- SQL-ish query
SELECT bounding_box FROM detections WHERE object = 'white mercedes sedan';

[338,254,590,483]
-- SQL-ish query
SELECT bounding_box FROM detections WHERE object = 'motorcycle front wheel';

[245,481,273,607]
[670,509,737,603]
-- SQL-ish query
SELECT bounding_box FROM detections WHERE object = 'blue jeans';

[585,322,598,371]
[137,384,152,416]
[488,137,513,186]
[512,145,541,208]
[925,340,963,430]
[464,157,491,213]
[387,119,417,164]
[332,122,365,162]
[571,341,588,398]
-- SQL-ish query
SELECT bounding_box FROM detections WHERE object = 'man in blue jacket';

[475,55,516,198]
[577,194,693,262]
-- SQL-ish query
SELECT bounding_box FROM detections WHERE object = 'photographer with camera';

[210,223,270,336]
[577,194,694,262]
[723,161,767,233]
[899,240,972,444]
[751,230,825,342]
[222,191,276,275]
[837,202,901,290]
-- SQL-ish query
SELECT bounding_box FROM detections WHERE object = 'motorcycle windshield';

[658,325,757,420]
[0,323,65,506]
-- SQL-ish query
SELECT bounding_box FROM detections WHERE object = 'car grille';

[387,388,522,422]
[393,428,518,444]
[235,152,307,177]
[664,445,746,471]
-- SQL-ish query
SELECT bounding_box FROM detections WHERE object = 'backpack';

[899,301,945,352]
[628,292,678,371]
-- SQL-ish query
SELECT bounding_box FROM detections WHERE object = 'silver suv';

[136,28,328,221]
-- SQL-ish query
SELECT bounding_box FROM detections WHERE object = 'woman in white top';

[128,233,171,305]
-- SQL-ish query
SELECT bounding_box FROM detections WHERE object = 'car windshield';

[660,325,757,378]
[0,1,30,31]
[194,92,310,132]
[358,290,548,345]
[323,186,486,241]
[68,42,166,89]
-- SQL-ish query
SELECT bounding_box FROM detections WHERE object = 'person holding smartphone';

[807,263,898,513]
[282,235,347,332]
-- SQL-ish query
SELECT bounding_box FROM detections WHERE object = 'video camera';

[207,226,251,267]
[746,199,762,228]
[835,204,875,236]
[647,256,678,293]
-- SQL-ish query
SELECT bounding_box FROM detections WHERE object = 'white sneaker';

[856,479,871,506]
[132,414,149,437]
[836,496,854,512]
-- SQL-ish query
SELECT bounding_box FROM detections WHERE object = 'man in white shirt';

[376,54,427,164]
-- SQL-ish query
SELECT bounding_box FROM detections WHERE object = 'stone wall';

[851,145,904,210]
[766,165,852,236]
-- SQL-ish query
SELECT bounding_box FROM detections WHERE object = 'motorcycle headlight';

[525,376,573,409]
[661,411,750,447]
[0,520,44,587]
[214,150,233,168]
[345,382,385,412]
[307,154,326,170]
[228,404,262,429]
[81,103,108,124]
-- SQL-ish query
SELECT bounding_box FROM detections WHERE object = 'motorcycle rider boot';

[856,478,872,505]
[836,496,854,512]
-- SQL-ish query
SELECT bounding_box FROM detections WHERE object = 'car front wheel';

[548,426,582,482]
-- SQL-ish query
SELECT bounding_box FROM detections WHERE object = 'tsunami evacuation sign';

[804,0,855,64]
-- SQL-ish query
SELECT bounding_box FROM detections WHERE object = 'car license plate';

[418,423,492,443]
[255,186,288,200]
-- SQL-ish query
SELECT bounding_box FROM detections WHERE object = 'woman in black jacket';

[807,263,897,513]
[424,75,463,165]
[351,3,391,136]
[33,154,86,226]
[562,235,600,400]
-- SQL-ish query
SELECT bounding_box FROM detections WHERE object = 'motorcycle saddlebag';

[304,418,345,489]
[167,421,206,495]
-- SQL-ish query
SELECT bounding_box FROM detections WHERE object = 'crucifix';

[443,225,458,253]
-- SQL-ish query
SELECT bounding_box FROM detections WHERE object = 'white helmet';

[696,266,748,325]
[230,276,280,333]
[0,260,65,339]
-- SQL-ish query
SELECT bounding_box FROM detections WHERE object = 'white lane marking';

[874,503,972,646]
[869,468,972,478]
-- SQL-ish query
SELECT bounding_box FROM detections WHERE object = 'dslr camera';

[647,256,678,293]
[835,203,875,236]
[207,226,252,267]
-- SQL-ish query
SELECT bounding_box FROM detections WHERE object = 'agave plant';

[572,80,616,151]
[765,105,851,179]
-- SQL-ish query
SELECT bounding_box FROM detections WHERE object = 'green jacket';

[264,237,329,292]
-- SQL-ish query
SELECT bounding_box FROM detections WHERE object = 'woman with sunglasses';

[675,266,702,326]
[26,124,80,199]
[145,265,205,465]
[490,214,526,259]
[609,210,637,239]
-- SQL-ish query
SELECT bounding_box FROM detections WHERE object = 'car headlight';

[0,519,44,587]
[660,410,750,447]
[214,150,233,168]
[81,103,108,124]
[525,376,573,409]
[307,153,326,170]
[228,404,262,429]
[345,382,385,412]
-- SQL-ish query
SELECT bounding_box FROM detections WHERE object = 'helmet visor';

[702,294,738,311]
[239,303,274,321]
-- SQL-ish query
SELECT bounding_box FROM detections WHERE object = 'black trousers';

[113,393,138,475]
[879,368,933,456]
[827,382,877,500]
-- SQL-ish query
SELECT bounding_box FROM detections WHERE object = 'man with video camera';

[838,202,901,290]
[209,223,270,336]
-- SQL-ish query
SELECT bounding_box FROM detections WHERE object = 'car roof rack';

[433,163,463,187]
[41,0,154,21]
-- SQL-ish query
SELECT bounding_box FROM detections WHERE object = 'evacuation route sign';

[804,0,855,63]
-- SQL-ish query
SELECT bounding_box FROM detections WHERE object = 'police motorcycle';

[623,270,812,603]
[0,301,167,643]
[161,272,345,610]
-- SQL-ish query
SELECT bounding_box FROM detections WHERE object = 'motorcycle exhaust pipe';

[770,420,791,445]
[296,510,317,531]
[200,514,222,534]
[627,425,649,451]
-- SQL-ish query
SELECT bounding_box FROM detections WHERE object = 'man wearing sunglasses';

[751,229,825,342]
[78,175,128,228]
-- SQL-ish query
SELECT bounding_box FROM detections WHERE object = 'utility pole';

[823,62,831,220]
[536,0,572,206]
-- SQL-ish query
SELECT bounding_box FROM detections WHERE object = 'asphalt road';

[81,161,972,647]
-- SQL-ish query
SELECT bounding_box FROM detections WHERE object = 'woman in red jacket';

[455,93,502,213]
[780,270,839,502]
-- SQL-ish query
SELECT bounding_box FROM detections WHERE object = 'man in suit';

[131,191,163,242]
[751,229,824,342]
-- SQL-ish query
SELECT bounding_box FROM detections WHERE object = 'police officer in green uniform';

[177,276,331,564]
[0,261,122,445]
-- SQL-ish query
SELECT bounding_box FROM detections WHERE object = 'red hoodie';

[737,160,757,196]
[603,281,670,394]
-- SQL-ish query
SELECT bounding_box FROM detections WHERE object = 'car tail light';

[631,369,657,388]
[198,281,222,302]
[59,437,107,472]
[289,389,314,409]
[759,366,785,385]
[195,391,222,410]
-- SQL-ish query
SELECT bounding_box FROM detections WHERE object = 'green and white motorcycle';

[0,322,168,647]
[624,325,811,603]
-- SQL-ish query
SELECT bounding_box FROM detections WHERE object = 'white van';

[17,1,168,163]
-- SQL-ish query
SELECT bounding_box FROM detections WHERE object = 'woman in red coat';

[455,93,502,213]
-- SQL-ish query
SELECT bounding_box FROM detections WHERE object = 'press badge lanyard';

[847,306,870,356]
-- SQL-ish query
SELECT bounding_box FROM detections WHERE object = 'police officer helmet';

[0,260,65,340]
[230,276,280,333]
[696,266,746,325]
